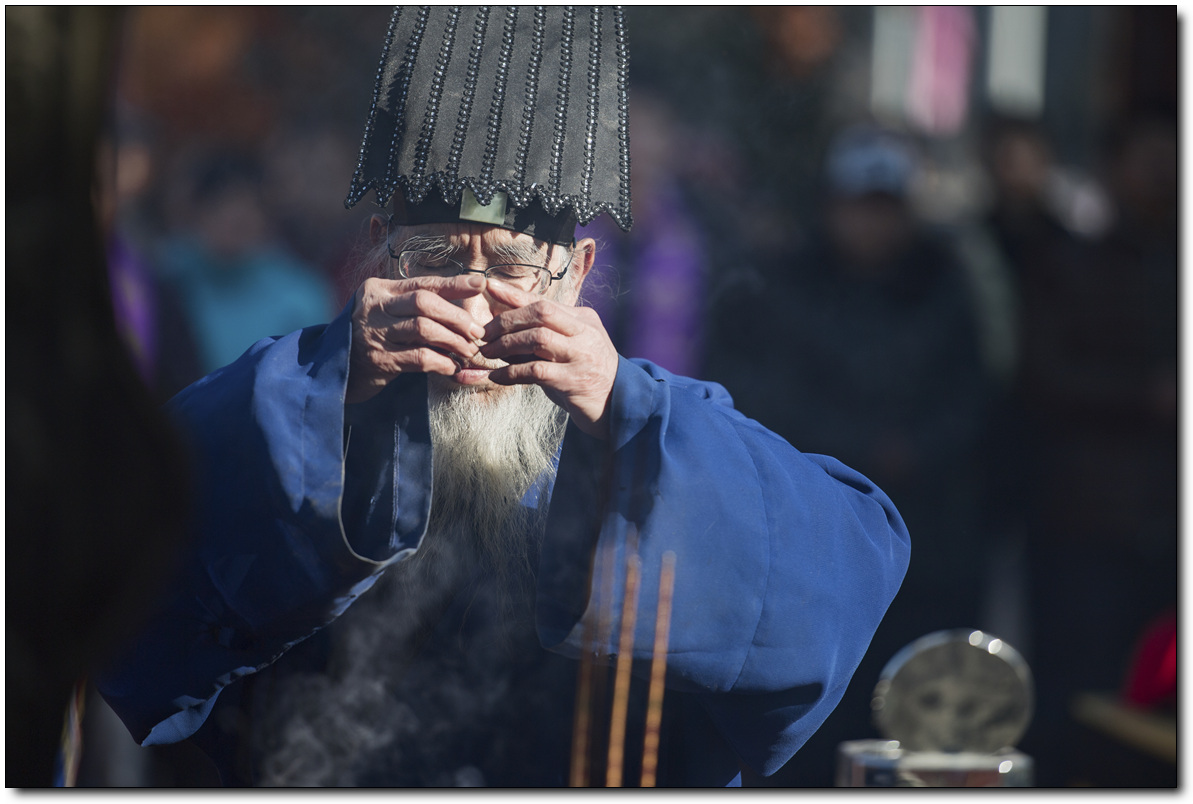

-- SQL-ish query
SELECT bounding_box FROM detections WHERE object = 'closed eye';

[488,264,540,280]
[407,252,461,273]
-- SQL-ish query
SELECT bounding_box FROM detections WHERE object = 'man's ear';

[554,236,597,306]
[369,214,388,246]
[570,236,597,287]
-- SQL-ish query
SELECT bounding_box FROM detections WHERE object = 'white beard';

[420,379,568,577]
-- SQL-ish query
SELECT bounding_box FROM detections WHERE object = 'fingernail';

[470,324,485,339]
[465,275,485,288]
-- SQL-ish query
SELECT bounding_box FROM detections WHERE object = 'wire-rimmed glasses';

[388,219,571,294]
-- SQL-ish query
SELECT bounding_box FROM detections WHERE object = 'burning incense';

[605,552,642,787]
[568,617,597,786]
[641,551,676,787]
[569,536,620,787]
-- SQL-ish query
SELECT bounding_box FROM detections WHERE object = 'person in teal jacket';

[95,7,909,786]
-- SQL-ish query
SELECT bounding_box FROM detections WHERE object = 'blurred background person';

[153,148,335,376]
[1009,114,1178,786]
[96,115,205,404]
[705,124,995,786]
[261,122,366,308]
[579,91,715,379]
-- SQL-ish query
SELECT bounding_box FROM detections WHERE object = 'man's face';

[388,222,589,395]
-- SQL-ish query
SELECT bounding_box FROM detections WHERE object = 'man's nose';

[457,285,512,326]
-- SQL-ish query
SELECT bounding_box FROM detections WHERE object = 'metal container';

[836,629,1035,787]
[836,739,1034,787]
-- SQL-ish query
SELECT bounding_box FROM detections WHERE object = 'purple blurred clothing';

[107,236,158,386]
[579,181,706,377]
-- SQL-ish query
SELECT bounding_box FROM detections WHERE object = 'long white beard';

[422,379,568,576]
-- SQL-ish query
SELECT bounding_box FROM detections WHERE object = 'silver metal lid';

[871,629,1034,754]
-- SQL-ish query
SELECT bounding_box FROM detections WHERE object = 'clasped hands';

[348,274,618,439]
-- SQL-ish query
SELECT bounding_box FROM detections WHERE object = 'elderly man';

[96,7,909,787]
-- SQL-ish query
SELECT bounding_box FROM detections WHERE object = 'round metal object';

[871,629,1033,754]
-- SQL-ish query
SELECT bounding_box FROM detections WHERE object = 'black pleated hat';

[345,6,632,244]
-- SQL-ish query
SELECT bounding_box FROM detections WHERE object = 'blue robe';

[95,302,910,786]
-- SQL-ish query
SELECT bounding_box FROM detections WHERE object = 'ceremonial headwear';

[345,6,633,245]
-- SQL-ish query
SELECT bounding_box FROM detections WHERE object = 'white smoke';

[255,379,569,787]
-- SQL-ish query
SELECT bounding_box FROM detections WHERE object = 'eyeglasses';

[388,219,571,295]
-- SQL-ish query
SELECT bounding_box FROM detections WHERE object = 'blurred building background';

[27,5,1177,788]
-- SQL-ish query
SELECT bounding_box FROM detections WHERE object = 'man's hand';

[479,279,619,439]
[347,274,488,404]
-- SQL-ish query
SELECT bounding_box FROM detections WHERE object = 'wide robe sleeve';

[93,302,435,746]
[534,356,911,778]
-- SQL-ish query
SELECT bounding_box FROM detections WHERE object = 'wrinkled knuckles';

[532,329,563,356]
[576,307,602,325]
[411,316,438,340]
[362,277,388,303]
[533,301,561,324]
[412,346,441,367]
[409,289,440,314]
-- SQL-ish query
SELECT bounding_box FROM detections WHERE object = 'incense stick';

[569,536,619,787]
[605,551,642,788]
[568,605,597,786]
[640,551,676,788]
